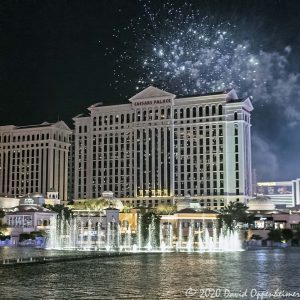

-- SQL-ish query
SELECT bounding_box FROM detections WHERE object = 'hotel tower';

[0,121,72,200]
[73,86,253,209]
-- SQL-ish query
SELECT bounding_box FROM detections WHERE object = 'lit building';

[292,178,300,207]
[73,86,253,209]
[4,195,58,245]
[0,121,72,200]
[256,180,300,208]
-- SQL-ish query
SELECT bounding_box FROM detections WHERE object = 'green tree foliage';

[121,204,133,213]
[218,201,253,231]
[0,210,7,237]
[155,204,177,215]
[0,224,7,237]
[0,209,5,220]
[251,234,263,240]
[281,228,294,242]
[19,230,46,241]
[268,229,282,243]
[294,225,300,240]
[140,212,161,246]
[72,199,110,211]
[43,204,73,219]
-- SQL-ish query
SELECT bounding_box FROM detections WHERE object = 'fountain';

[47,212,243,253]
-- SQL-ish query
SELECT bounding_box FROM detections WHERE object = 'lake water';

[0,248,300,299]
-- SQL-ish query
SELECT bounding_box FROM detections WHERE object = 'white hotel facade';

[0,121,72,200]
[73,86,253,209]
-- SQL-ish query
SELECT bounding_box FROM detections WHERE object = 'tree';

[121,204,133,213]
[0,224,7,236]
[251,234,262,240]
[155,204,177,215]
[0,210,7,237]
[0,209,5,221]
[268,229,282,243]
[43,204,73,219]
[281,228,293,243]
[294,225,300,240]
[218,201,253,231]
[72,199,109,211]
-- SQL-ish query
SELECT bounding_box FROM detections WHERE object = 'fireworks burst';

[104,1,300,179]
[107,1,266,97]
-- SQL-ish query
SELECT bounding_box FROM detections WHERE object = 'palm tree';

[73,199,109,211]
[218,201,253,231]
[155,204,177,215]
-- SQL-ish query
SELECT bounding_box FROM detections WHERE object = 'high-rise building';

[73,86,253,209]
[0,121,72,200]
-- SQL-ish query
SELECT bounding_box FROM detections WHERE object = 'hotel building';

[73,86,253,209]
[0,121,72,200]
[256,179,300,208]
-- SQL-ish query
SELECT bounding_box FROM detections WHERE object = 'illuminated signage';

[133,98,171,106]
[24,198,34,204]
[257,182,276,186]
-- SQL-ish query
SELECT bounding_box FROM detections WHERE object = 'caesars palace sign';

[133,98,171,107]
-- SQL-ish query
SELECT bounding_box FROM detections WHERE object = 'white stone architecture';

[0,121,72,200]
[73,86,253,209]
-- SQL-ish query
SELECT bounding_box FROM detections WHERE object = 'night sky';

[1,0,300,181]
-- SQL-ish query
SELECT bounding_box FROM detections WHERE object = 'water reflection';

[0,249,299,299]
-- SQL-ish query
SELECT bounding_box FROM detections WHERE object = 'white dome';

[248,196,275,211]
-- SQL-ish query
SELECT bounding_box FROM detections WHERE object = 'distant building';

[67,131,75,201]
[73,86,253,210]
[292,178,300,207]
[256,180,300,208]
[4,200,57,245]
[247,197,300,231]
[0,121,72,200]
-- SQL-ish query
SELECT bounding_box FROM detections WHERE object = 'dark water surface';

[0,248,300,299]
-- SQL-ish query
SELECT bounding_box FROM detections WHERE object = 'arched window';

[212,105,216,116]
[167,107,171,119]
[127,114,130,123]
[234,112,238,120]
[174,109,178,119]
[199,107,203,117]
[186,108,190,118]
[121,114,124,124]
[110,115,113,124]
[180,108,184,119]
[143,110,147,121]
[161,108,165,119]
[137,109,141,122]
[192,107,197,118]
[205,106,210,116]
[218,105,222,115]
